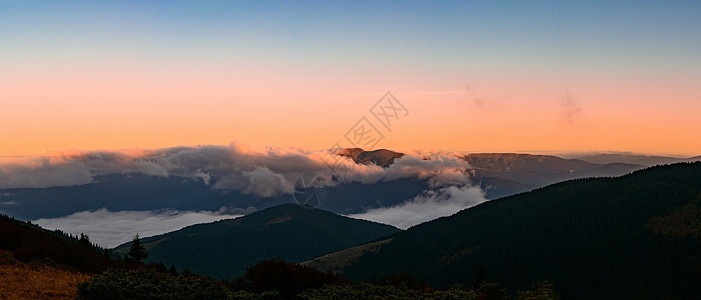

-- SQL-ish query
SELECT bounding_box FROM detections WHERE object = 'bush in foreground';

[230,258,348,299]
[78,259,556,299]
[77,268,228,299]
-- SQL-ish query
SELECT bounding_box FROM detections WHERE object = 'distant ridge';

[572,153,692,166]
[0,150,665,221]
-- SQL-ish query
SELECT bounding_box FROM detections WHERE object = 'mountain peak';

[337,148,404,167]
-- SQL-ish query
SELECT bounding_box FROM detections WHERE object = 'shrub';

[77,268,228,299]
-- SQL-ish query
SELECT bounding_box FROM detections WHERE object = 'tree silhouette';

[128,233,148,263]
[78,233,92,248]
[169,264,178,276]
[474,264,488,286]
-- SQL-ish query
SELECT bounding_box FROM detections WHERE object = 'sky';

[2,0,701,157]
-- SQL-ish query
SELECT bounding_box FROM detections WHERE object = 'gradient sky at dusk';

[2,1,700,156]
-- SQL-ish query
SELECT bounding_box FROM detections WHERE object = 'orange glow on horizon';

[1,65,700,158]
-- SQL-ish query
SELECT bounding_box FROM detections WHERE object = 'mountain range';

[107,161,701,298]
[1,150,669,221]
[2,161,701,298]
[570,153,698,167]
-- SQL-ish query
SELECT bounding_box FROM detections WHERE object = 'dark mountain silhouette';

[341,162,701,299]
[471,176,538,199]
[113,203,399,279]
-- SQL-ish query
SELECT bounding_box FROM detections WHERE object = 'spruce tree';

[128,233,149,263]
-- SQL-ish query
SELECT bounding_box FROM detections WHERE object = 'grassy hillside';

[0,251,91,300]
[301,238,393,273]
[114,203,399,279]
[343,162,701,299]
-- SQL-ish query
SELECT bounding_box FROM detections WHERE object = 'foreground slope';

[343,162,701,299]
[0,255,91,300]
[0,215,124,299]
[114,203,399,279]
[0,214,118,274]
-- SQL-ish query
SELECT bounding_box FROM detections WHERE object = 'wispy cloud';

[560,91,582,123]
[403,89,469,96]
[462,83,508,111]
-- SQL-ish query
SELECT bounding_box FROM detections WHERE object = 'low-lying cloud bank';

[0,142,474,198]
[33,209,242,248]
[348,183,487,229]
[9,141,490,234]
[345,156,487,229]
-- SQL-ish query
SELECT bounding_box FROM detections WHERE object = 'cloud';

[0,141,476,199]
[192,169,211,185]
[348,163,488,229]
[33,209,242,248]
[240,166,293,197]
[560,92,582,123]
[461,83,509,111]
[0,157,93,189]
[404,89,470,96]
[14,142,488,243]
[347,184,487,229]
[0,193,15,205]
